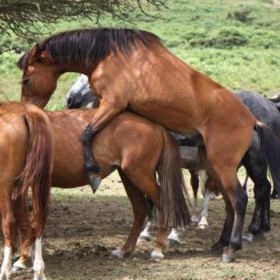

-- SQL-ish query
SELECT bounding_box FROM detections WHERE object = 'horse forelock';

[33,28,162,68]
[17,51,32,70]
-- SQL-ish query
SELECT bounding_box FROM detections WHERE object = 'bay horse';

[18,28,280,262]
[9,102,189,275]
[66,76,280,241]
[0,102,53,280]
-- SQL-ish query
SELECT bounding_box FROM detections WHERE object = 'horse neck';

[59,63,92,76]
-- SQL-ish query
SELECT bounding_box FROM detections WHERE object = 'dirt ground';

[6,171,280,280]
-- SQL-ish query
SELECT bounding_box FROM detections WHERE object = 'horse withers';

[0,102,53,280]
[18,28,280,261]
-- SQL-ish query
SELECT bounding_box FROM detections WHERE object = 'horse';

[7,101,190,276]
[0,102,53,280]
[66,78,280,243]
[18,28,280,262]
[66,74,211,234]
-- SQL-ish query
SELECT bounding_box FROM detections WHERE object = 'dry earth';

[5,171,280,280]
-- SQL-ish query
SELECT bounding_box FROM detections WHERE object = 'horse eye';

[22,77,30,86]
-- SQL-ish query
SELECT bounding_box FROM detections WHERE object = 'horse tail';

[156,127,190,228]
[255,121,280,195]
[13,110,54,236]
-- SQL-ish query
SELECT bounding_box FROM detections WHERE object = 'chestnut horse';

[9,102,189,275]
[0,102,53,280]
[18,28,280,261]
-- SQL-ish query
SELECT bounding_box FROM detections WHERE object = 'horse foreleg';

[198,190,211,230]
[81,99,127,193]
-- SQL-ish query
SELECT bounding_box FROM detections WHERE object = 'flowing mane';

[17,28,162,70]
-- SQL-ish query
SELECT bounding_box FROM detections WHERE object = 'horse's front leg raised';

[81,98,127,192]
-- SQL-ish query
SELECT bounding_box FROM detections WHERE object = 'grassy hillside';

[1,0,280,110]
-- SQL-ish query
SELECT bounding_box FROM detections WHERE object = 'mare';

[18,28,280,261]
[8,102,189,276]
[0,102,53,280]
[66,79,280,243]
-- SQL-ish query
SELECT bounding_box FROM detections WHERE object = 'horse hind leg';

[242,147,271,242]
[139,197,156,242]
[190,170,200,224]
[111,169,149,259]
[0,192,17,280]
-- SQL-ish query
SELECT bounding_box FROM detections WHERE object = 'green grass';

[1,0,280,110]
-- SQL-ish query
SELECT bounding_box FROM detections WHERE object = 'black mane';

[17,28,162,70]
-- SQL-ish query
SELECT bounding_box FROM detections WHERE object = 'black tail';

[156,127,191,229]
[255,121,280,195]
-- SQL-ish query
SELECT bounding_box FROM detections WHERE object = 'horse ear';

[30,44,54,64]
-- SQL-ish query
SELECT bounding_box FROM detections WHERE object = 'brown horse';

[7,102,189,274]
[17,28,280,261]
[0,102,53,280]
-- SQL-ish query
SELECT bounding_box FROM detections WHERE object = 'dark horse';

[66,79,280,240]
[18,28,280,262]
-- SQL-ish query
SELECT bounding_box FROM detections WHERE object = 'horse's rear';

[0,102,53,280]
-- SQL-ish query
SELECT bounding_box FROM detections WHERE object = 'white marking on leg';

[33,238,46,280]
[191,196,199,224]
[150,249,164,261]
[139,222,154,241]
[198,191,211,229]
[0,246,12,280]
[111,248,124,259]
[168,228,181,245]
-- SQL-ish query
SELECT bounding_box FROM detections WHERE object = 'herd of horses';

[0,27,280,279]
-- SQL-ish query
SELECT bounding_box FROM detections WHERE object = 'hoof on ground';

[198,223,208,230]
[138,234,153,242]
[111,249,125,259]
[211,242,224,254]
[33,274,46,280]
[221,252,236,263]
[168,238,180,246]
[150,250,164,261]
[242,234,254,247]
[191,216,199,224]
[12,259,27,272]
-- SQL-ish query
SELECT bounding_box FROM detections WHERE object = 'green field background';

[1,0,280,110]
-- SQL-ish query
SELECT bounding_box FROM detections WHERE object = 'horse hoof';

[33,274,46,280]
[198,223,208,230]
[221,252,236,263]
[211,242,224,254]
[150,250,164,261]
[191,215,199,224]
[138,233,153,242]
[111,249,125,259]
[12,259,27,272]
[88,175,102,193]
[242,234,254,247]
[168,238,180,246]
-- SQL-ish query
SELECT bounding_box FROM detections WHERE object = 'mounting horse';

[66,74,211,234]
[18,28,280,262]
[9,102,189,276]
[66,77,280,243]
[0,102,53,280]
